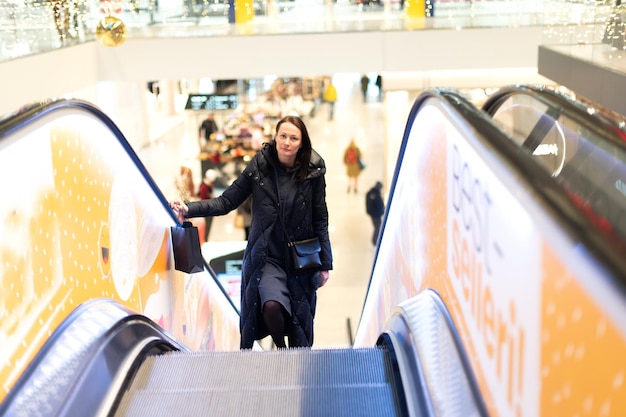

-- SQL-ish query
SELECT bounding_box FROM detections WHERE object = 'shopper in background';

[310,81,323,118]
[174,164,206,242]
[360,75,369,102]
[198,113,219,150]
[366,181,385,246]
[170,115,333,349]
[175,165,196,203]
[323,79,337,121]
[375,74,383,101]
[343,139,363,193]
[197,169,218,241]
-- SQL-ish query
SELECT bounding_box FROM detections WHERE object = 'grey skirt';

[258,260,292,316]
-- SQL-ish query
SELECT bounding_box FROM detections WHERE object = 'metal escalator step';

[115,384,401,417]
[127,347,396,392]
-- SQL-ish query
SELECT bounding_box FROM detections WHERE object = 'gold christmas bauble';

[96,16,127,47]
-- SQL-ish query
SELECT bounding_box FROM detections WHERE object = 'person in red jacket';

[197,169,217,241]
[343,139,363,193]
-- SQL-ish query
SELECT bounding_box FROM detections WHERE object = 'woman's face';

[275,122,302,165]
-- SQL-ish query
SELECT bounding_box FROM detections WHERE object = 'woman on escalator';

[169,115,333,349]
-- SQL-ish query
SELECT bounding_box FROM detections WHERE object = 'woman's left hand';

[319,270,330,287]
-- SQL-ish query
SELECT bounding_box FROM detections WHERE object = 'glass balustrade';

[0,0,619,77]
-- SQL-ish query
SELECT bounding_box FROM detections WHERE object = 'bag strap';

[277,210,296,247]
[274,168,295,246]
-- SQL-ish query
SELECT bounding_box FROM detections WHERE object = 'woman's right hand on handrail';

[169,199,188,223]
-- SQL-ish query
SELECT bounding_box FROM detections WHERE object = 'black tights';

[263,300,288,348]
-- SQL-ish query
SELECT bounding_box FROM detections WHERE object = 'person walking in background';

[170,115,333,349]
[323,79,337,121]
[366,181,385,246]
[175,165,196,203]
[343,139,363,193]
[198,169,217,241]
[360,75,369,102]
[310,81,323,118]
[375,74,383,101]
[199,113,219,150]
[174,164,206,242]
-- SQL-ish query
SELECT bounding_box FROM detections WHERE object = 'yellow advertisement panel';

[356,99,626,415]
[0,108,240,400]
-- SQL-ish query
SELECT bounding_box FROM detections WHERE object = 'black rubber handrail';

[364,87,626,324]
[0,298,189,417]
[0,98,238,308]
[482,84,626,285]
[354,85,626,415]
[0,98,175,221]
[482,84,626,149]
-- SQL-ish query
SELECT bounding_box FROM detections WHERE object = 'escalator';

[2,86,626,417]
[355,87,626,415]
[115,348,404,417]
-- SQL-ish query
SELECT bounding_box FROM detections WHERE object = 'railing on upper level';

[2,0,610,64]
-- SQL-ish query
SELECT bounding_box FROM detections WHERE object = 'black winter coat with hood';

[185,141,333,349]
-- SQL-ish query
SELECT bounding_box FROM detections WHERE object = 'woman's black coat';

[185,141,333,349]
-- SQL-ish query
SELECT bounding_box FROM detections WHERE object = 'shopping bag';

[170,221,204,273]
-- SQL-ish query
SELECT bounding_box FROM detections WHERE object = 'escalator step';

[127,347,395,391]
[115,384,401,417]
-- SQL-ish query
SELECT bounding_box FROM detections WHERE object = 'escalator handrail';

[361,87,626,329]
[362,87,518,317]
[482,84,626,149]
[380,290,490,417]
[0,98,178,225]
[354,85,626,415]
[481,84,626,284]
[466,87,626,275]
[0,98,238,311]
[366,88,626,294]
[0,298,189,417]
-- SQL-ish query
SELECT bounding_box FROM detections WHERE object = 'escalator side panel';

[355,90,626,416]
[0,100,240,406]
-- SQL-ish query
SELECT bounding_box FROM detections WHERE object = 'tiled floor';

[137,73,413,348]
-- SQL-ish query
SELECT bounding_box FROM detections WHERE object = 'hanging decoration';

[96,0,126,47]
[96,15,127,47]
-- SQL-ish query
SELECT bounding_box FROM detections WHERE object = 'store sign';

[185,94,239,110]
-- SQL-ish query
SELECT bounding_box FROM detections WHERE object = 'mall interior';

[0,0,569,347]
[2,0,626,415]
